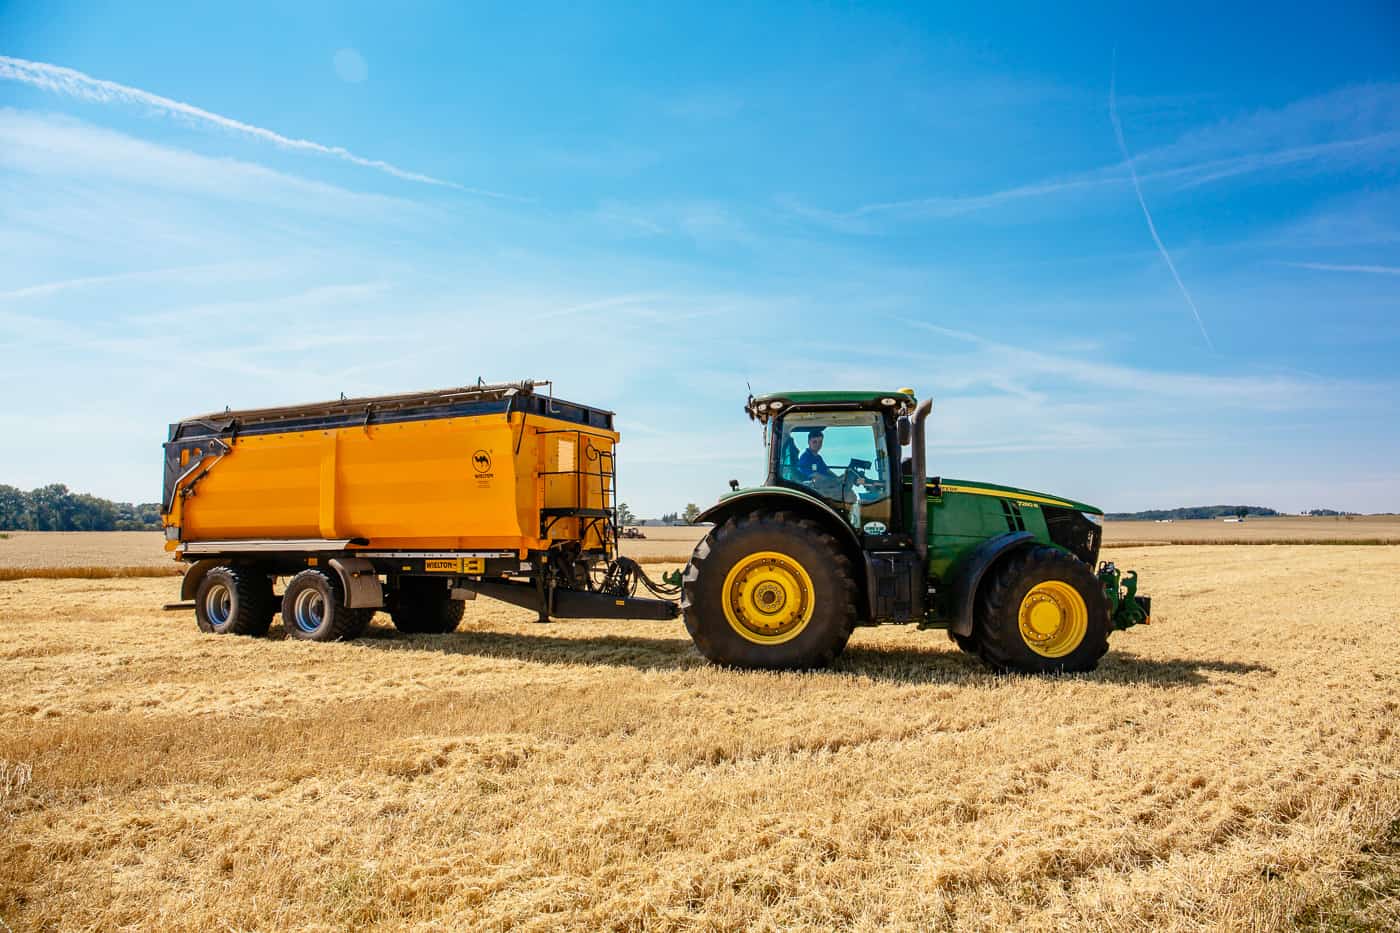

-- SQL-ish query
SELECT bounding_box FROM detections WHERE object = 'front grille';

[1043,506,1100,565]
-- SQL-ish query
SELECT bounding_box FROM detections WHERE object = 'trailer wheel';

[683,511,856,670]
[390,578,465,634]
[345,609,377,639]
[281,570,361,642]
[194,566,274,636]
[973,545,1110,674]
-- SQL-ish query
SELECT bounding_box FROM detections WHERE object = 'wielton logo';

[472,450,493,474]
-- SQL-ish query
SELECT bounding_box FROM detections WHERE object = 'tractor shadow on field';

[351,625,1272,686]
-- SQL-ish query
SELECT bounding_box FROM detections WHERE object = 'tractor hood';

[937,478,1102,515]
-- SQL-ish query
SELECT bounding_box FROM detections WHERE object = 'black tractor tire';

[950,632,979,655]
[683,510,857,670]
[194,565,274,636]
[973,545,1110,674]
[390,578,465,634]
[281,569,362,642]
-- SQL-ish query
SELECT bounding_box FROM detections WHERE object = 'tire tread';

[974,545,1110,674]
[194,565,273,637]
[683,510,857,670]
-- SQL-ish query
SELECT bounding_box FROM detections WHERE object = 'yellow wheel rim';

[1018,580,1088,658]
[721,550,815,645]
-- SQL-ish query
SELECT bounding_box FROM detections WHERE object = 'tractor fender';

[179,558,223,601]
[693,489,870,619]
[948,531,1037,637]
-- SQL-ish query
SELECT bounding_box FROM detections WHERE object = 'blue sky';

[2,1,1399,515]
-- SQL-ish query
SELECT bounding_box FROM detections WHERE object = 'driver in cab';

[796,428,834,481]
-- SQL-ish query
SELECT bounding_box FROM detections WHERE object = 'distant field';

[618,525,708,562]
[0,531,174,579]
[3,516,1398,579]
[1,545,1396,929]
[1103,514,1400,546]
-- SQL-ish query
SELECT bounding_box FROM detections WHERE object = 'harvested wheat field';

[0,532,174,580]
[2,545,1398,930]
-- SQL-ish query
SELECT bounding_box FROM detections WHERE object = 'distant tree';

[26,484,75,531]
[70,494,116,531]
[617,502,636,526]
[683,503,701,524]
[660,511,679,525]
[0,484,162,531]
[1235,506,1248,521]
[0,484,26,530]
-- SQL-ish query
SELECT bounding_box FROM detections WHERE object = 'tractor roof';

[746,389,917,421]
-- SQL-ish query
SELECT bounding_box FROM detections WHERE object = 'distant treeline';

[0,484,162,531]
[1106,505,1280,521]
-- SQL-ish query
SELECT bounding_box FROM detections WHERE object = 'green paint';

[1098,563,1150,630]
[753,389,914,407]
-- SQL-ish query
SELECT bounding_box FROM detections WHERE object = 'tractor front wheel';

[683,511,856,670]
[973,545,1110,674]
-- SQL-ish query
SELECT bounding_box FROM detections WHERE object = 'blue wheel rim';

[292,588,326,633]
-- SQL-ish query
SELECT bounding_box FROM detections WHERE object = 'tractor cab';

[749,389,918,543]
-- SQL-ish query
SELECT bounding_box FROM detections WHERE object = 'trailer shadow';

[348,625,1272,687]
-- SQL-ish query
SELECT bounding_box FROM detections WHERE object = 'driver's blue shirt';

[796,448,832,480]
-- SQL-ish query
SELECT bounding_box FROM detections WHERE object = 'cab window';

[775,411,891,532]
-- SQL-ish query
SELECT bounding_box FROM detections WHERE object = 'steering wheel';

[807,462,869,503]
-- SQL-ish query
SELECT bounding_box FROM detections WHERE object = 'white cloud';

[0,109,432,220]
[1286,262,1400,276]
[790,83,1400,230]
[0,54,479,191]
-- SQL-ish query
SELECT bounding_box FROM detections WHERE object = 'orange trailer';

[162,381,677,641]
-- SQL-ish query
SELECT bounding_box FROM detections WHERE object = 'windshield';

[774,411,891,532]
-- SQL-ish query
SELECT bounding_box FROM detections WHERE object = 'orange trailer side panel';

[176,412,617,553]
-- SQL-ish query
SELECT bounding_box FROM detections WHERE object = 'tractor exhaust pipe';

[911,398,933,568]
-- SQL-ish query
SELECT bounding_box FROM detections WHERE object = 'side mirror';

[897,415,911,447]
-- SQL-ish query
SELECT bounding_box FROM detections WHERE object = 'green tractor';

[680,389,1150,673]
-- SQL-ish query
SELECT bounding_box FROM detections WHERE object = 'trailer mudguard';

[948,531,1037,637]
[328,557,384,609]
[180,559,223,601]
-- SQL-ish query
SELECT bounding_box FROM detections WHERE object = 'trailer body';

[163,381,678,634]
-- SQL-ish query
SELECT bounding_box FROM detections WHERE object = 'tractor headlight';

[1082,511,1103,526]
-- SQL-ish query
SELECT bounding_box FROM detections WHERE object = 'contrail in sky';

[0,54,503,195]
[1109,52,1215,350]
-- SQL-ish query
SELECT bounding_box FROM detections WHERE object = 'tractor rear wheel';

[390,578,465,634]
[973,545,1109,674]
[683,511,856,670]
[194,565,274,636]
[950,632,979,655]
[281,569,362,642]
